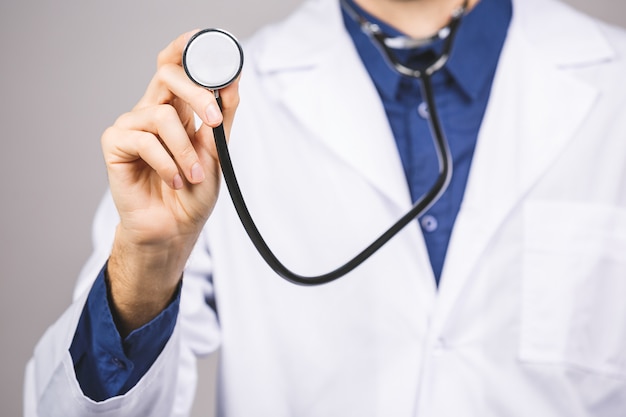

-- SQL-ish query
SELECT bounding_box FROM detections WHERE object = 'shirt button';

[112,357,127,369]
[421,215,438,232]
[418,102,430,119]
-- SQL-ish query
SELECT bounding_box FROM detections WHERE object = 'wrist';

[106,226,192,336]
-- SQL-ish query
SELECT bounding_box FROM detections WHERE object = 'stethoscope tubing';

[213,73,452,286]
[209,2,465,285]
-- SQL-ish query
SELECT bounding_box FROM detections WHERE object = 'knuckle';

[177,142,197,163]
[155,103,179,122]
[133,130,152,149]
[100,126,124,166]
[100,126,115,150]
[113,111,133,128]
[153,149,180,178]
[155,62,177,82]
[101,125,124,146]
[156,47,172,67]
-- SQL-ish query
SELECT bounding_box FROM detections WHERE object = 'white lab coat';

[25,0,626,415]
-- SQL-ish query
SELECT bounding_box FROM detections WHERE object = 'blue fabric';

[70,0,512,401]
[69,264,180,401]
[342,0,512,282]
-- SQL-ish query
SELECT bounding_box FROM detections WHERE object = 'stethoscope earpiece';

[183,28,244,90]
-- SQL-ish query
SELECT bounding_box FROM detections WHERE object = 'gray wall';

[0,1,624,416]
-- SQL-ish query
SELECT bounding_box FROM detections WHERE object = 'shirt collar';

[342,0,512,101]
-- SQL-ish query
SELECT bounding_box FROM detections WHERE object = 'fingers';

[156,29,199,69]
[137,62,224,128]
[104,104,208,189]
[140,29,241,131]
[138,29,241,130]
[103,30,241,192]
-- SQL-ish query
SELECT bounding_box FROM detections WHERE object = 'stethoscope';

[182,0,467,286]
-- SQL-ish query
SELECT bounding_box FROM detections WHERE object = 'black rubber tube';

[212,75,453,285]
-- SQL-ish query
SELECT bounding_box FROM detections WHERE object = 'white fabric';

[25,0,626,415]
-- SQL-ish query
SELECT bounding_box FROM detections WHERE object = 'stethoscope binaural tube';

[183,5,466,285]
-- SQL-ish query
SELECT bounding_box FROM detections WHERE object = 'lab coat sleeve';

[24,191,222,417]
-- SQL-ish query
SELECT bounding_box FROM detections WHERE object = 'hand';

[100,30,240,335]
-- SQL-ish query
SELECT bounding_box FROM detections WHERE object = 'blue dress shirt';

[342,0,511,281]
[70,0,512,401]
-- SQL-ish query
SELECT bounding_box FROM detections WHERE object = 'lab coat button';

[418,102,430,119]
[421,215,438,232]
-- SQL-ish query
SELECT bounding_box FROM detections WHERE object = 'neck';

[353,0,479,38]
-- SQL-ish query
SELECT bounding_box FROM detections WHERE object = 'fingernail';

[173,174,184,190]
[205,103,223,125]
[191,162,205,182]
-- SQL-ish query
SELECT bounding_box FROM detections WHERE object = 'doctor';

[25,0,626,415]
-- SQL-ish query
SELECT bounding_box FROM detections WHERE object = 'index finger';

[156,29,200,68]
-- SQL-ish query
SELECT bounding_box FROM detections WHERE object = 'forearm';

[107,225,194,337]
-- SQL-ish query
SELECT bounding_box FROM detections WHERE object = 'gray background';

[0,1,624,416]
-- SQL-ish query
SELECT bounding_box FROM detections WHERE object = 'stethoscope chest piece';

[183,28,244,90]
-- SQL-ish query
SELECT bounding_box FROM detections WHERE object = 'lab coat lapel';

[431,0,611,332]
[252,0,413,213]
[285,50,412,211]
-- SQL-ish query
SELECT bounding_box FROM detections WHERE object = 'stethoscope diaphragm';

[183,28,244,90]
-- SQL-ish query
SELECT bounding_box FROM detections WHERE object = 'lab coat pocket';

[520,201,626,378]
